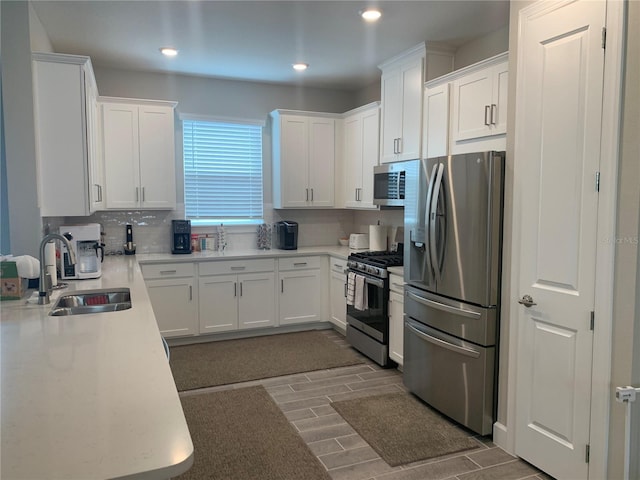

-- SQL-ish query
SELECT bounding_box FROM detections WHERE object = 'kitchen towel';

[354,273,368,311]
[346,271,356,305]
[369,224,387,251]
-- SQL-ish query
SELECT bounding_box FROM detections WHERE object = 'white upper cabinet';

[271,110,337,208]
[450,54,508,152]
[343,102,380,209]
[379,43,455,164]
[32,53,103,216]
[422,83,450,159]
[101,98,177,210]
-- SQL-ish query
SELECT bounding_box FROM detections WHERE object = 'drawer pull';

[293,262,308,266]
[160,270,177,275]
[406,319,480,358]
[230,266,246,271]
[333,263,343,268]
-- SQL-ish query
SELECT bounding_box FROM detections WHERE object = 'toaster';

[349,233,369,250]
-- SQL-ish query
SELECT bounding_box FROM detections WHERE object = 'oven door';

[346,271,387,343]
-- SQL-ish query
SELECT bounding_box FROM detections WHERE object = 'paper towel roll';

[369,225,387,251]
[45,241,57,286]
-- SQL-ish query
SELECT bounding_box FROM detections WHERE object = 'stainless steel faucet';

[38,233,76,305]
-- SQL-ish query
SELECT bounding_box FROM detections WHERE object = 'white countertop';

[387,266,405,276]
[0,256,193,480]
[137,245,353,264]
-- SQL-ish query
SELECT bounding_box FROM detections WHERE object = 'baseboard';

[492,422,511,453]
[166,322,333,346]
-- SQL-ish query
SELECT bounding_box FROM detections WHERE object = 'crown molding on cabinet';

[425,51,509,88]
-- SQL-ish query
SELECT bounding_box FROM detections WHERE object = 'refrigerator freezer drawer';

[404,285,497,346]
[403,317,495,435]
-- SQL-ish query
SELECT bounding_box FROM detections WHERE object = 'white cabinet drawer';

[199,258,275,276]
[389,273,405,294]
[278,256,322,271]
[141,263,195,279]
[329,256,347,274]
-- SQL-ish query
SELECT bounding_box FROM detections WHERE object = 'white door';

[308,117,335,207]
[360,107,380,208]
[398,58,423,161]
[146,278,197,338]
[279,270,322,325]
[343,114,362,207]
[388,291,404,365]
[280,116,309,207]
[199,274,238,333]
[102,103,140,209]
[238,272,275,329]
[451,66,493,142]
[329,269,347,330]
[380,68,401,163]
[513,1,606,478]
[138,105,176,209]
[423,83,450,158]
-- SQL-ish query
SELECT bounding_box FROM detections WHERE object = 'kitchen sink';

[49,288,132,316]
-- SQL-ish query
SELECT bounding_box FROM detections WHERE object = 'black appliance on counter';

[171,220,192,254]
[275,221,298,250]
[346,250,403,367]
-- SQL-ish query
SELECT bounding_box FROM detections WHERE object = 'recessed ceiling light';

[160,47,178,57]
[360,8,382,22]
[293,63,309,71]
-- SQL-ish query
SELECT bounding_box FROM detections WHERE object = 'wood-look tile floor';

[180,329,552,480]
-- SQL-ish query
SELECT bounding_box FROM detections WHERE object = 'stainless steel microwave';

[373,163,406,206]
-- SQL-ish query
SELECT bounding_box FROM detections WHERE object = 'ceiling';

[30,0,510,91]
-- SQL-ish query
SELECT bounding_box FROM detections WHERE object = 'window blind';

[183,119,263,222]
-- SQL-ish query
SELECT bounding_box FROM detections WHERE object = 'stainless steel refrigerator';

[403,151,505,436]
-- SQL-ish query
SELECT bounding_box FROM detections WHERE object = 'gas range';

[347,251,403,278]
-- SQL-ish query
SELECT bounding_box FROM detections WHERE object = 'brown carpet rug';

[177,385,331,480]
[170,330,364,391]
[331,392,479,467]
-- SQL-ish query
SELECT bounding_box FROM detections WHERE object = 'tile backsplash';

[44,204,391,254]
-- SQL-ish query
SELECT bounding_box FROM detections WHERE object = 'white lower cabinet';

[278,256,323,326]
[199,259,276,333]
[329,257,347,330]
[141,263,198,338]
[388,273,405,366]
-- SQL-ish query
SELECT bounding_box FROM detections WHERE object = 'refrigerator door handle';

[429,163,445,281]
[406,318,481,358]
[423,163,439,273]
[407,290,481,319]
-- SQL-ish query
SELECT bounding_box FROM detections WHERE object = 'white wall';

[1,2,42,257]
[454,25,509,70]
[608,2,640,478]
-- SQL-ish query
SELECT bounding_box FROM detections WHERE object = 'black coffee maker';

[275,221,298,250]
[171,220,192,254]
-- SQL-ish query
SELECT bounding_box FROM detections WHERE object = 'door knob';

[518,294,537,308]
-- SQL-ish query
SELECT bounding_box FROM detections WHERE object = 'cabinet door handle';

[142,186,145,202]
[281,279,284,293]
[160,270,177,275]
[136,187,139,202]
[239,282,243,296]
[396,137,402,154]
[393,138,398,154]
[306,188,309,201]
[234,282,237,297]
[310,188,314,201]
[490,104,497,125]
[189,285,192,301]
[484,105,491,126]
